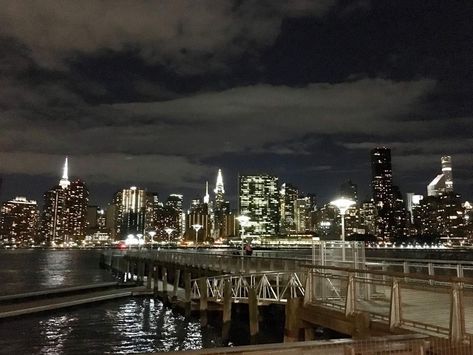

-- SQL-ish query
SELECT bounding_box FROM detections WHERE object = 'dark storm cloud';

[0,0,334,73]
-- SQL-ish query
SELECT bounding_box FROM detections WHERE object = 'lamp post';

[192,224,202,247]
[330,197,355,261]
[137,233,144,250]
[236,215,250,256]
[164,228,175,245]
[148,231,156,246]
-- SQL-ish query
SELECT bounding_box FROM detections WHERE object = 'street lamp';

[236,215,250,256]
[137,233,144,250]
[330,197,355,261]
[148,231,156,245]
[164,228,175,245]
[192,224,202,247]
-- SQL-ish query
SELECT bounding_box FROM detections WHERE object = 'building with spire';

[214,169,225,206]
[41,157,89,245]
[213,169,231,239]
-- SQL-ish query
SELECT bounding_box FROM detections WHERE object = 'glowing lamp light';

[330,197,355,262]
[330,198,356,215]
[125,234,139,246]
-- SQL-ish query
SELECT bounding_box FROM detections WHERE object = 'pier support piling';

[248,286,259,344]
[199,278,208,327]
[184,271,192,317]
[284,297,303,342]
[172,269,181,302]
[222,279,232,344]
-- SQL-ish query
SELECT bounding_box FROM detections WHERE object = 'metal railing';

[304,265,473,342]
[104,249,473,341]
[191,271,306,304]
[113,249,473,280]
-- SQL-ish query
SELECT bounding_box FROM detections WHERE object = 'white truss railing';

[191,271,306,304]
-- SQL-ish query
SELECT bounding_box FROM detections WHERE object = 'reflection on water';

[0,250,223,354]
[0,249,288,353]
[39,315,78,354]
[0,297,221,354]
[0,249,115,296]
[41,252,71,288]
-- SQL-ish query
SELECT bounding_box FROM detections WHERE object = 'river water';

[0,250,242,354]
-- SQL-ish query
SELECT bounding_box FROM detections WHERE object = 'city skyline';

[0,1,472,206]
[0,150,470,209]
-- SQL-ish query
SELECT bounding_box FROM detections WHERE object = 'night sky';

[0,0,472,208]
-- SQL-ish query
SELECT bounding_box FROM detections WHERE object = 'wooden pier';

[0,281,150,319]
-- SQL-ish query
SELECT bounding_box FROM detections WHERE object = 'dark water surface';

[0,250,226,354]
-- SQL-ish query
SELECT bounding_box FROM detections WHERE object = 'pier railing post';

[389,278,401,330]
[345,273,356,317]
[449,281,465,343]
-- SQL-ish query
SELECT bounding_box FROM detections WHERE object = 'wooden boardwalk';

[0,282,151,319]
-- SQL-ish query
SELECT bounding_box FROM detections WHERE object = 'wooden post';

[139,260,145,284]
[199,278,208,327]
[153,263,160,297]
[162,267,168,304]
[125,258,130,282]
[284,297,303,342]
[304,327,315,341]
[222,278,232,345]
[173,269,181,301]
[184,271,192,317]
[146,262,153,290]
[248,286,259,344]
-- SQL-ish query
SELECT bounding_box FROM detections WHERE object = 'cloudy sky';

[0,0,472,207]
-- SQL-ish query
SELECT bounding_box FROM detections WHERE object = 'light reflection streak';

[39,315,78,354]
[40,251,71,288]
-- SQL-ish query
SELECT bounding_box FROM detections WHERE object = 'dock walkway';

[0,282,151,319]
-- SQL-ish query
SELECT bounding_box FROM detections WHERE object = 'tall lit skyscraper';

[370,148,408,240]
[42,158,89,245]
[371,147,393,208]
[0,197,39,246]
[67,180,89,240]
[294,196,311,233]
[239,174,279,235]
[214,169,225,206]
[114,186,147,239]
[428,156,454,196]
[213,169,231,238]
[166,194,184,237]
[279,183,298,234]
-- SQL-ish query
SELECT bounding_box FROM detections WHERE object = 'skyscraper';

[0,197,39,246]
[340,179,358,202]
[427,156,454,196]
[239,174,279,235]
[279,183,298,234]
[371,147,393,208]
[213,169,231,239]
[113,186,147,239]
[41,158,89,245]
[370,148,408,240]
